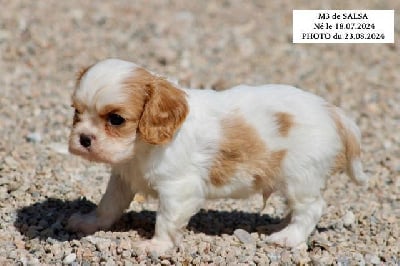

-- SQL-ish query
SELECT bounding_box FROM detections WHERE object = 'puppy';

[67,58,367,253]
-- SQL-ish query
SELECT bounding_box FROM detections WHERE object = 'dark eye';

[108,113,125,126]
[73,108,81,119]
[73,108,81,124]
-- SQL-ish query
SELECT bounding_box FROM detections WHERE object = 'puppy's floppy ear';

[138,78,188,145]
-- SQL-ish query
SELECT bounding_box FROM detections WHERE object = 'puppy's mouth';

[68,138,104,163]
[69,144,95,160]
[69,145,111,164]
[69,142,131,165]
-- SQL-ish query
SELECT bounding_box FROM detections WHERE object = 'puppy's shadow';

[14,198,96,241]
[15,198,288,241]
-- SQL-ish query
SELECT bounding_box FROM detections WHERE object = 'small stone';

[70,240,81,247]
[366,254,381,264]
[313,233,332,250]
[312,251,334,265]
[213,256,224,264]
[123,260,134,266]
[268,252,280,262]
[281,250,291,263]
[342,211,356,227]
[121,250,131,258]
[8,250,18,260]
[4,156,18,168]
[14,239,25,250]
[295,242,308,251]
[198,241,209,253]
[48,142,69,155]
[337,256,349,265]
[387,215,396,223]
[26,132,42,143]
[150,251,160,261]
[237,38,255,57]
[8,181,22,192]
[104,259,116,266]
[234,229,254,244]
[353,252,365,265]
[19,257,28,265]
[95,239,111,251]
[81,248,94,260]
[161,259,171,265]
[85,236,99,245]
[63,253,76,264]
[383,140,392,150]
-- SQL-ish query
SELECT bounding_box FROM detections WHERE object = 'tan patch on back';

[274,112,294,137]
[329,106,360,174]
[210,116,286,191]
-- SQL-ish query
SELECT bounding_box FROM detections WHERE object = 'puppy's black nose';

[79,134,92,148]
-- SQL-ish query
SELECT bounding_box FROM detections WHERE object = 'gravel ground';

[1,1,399,265]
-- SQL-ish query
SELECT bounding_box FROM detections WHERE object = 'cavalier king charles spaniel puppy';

[67,58,367,253]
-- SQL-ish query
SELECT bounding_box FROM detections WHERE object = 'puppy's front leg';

[135,182,204,254]
[67,170,134,234]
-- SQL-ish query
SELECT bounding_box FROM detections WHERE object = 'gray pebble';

[366,254,381,265]
[150,251,160,262]
[123,260,134,266]
[96,241,110,251]
[342,211,356,227]
[26,132,42,143]
[160,259,171,265]
[234,229,254,244]
[268,252,280,262]
[63,253,76,264]
[121,250,131,258]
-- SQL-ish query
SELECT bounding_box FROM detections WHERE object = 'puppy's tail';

[330,106,368,186]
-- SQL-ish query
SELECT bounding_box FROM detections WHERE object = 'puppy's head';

[69,59,188,164]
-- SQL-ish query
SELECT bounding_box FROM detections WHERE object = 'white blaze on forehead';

[75,59,139,110]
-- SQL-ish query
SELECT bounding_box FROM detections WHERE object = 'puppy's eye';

[108,113,125,126]
[73,108,81,124]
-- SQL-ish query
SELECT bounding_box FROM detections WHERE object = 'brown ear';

[138,78,188,145]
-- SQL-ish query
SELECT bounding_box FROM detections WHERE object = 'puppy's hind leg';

[266,171,326,247]
[67,170,134,234]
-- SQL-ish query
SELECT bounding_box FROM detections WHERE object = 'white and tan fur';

[67,58,368,253]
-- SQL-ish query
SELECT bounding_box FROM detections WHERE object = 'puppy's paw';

[266,225,306,248]
[133,239,174,255]
[67,211,101,234]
